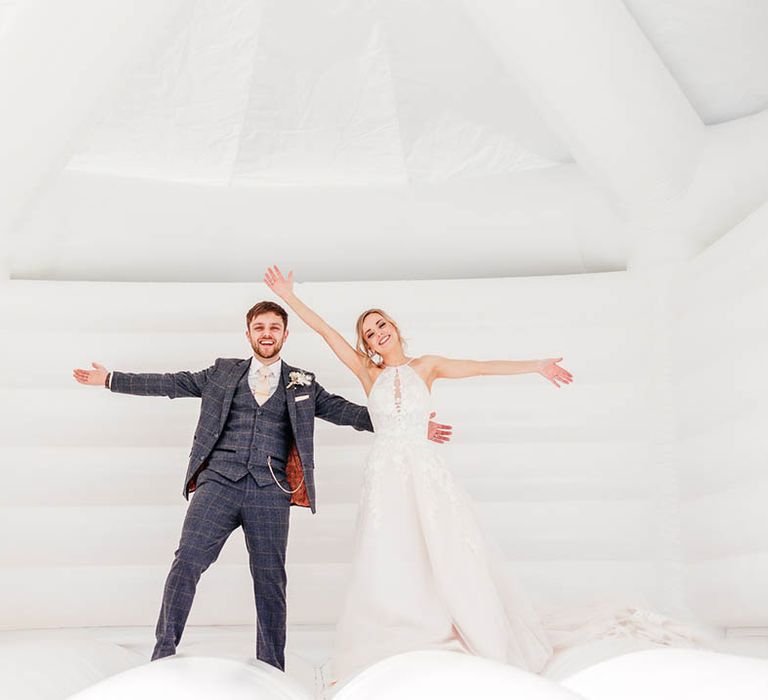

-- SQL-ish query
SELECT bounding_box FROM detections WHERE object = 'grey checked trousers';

[152,469,291,670]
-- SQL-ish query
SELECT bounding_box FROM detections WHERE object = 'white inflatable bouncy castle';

[1,1,767,698]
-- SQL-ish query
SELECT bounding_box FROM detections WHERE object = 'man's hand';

[73,362,109,386]
[537,357,573,389]
[427,411,452,444]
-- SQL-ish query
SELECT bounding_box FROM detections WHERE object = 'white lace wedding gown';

[325,362,704,687]
[326,361,552,684]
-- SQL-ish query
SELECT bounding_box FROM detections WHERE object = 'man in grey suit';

[73,300,451,671]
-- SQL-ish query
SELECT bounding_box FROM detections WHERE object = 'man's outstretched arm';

[313,382,373,432]
[73,361,214,399]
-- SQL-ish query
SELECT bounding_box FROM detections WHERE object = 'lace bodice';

[368,362,431,446]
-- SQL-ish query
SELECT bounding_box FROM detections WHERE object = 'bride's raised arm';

[264,265,373,390]
[422,355,573,389]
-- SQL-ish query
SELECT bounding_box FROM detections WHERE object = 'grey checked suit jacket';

[110,358,373,513]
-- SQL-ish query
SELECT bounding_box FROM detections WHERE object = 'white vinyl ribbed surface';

[673,199,768,626]
[0,273,681,629]
[2,238,767,630]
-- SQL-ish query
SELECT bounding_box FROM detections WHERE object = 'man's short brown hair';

[246,301,288,329]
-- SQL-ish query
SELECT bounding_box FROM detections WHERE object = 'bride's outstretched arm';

[424,355,573,389]
[264,265,372,388]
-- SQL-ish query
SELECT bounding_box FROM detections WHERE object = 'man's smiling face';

[246,312,288,360]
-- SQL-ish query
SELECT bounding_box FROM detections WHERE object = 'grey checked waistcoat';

[207,370,292,486]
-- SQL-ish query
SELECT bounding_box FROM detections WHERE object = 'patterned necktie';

[252,365,271,405]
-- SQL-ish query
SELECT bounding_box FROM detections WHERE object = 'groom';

[73,300,450,671]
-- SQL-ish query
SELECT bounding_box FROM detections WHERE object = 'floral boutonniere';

[287,370,313,389]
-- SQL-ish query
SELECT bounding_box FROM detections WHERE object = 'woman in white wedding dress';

[263,267,574,682]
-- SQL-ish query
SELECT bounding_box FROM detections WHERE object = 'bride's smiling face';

[362,312,400,355]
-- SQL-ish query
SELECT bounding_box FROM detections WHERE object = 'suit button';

[257,410,262,415]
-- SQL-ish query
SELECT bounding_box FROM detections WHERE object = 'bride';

[263,266,576,684]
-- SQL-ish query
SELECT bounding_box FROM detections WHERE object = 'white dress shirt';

[249,357,282,402]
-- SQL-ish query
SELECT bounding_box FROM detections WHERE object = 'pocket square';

[295,394,310,402]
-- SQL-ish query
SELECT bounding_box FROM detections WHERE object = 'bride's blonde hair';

[355,308,406,368]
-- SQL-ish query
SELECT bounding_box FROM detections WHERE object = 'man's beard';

[251,337,284,359]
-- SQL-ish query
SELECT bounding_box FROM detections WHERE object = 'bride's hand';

[537,357,573,388]
[264,265,294,299]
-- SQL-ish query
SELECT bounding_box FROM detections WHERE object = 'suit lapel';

[218,358,252,432]
[281,361,299,435]
[280,360,311,507]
